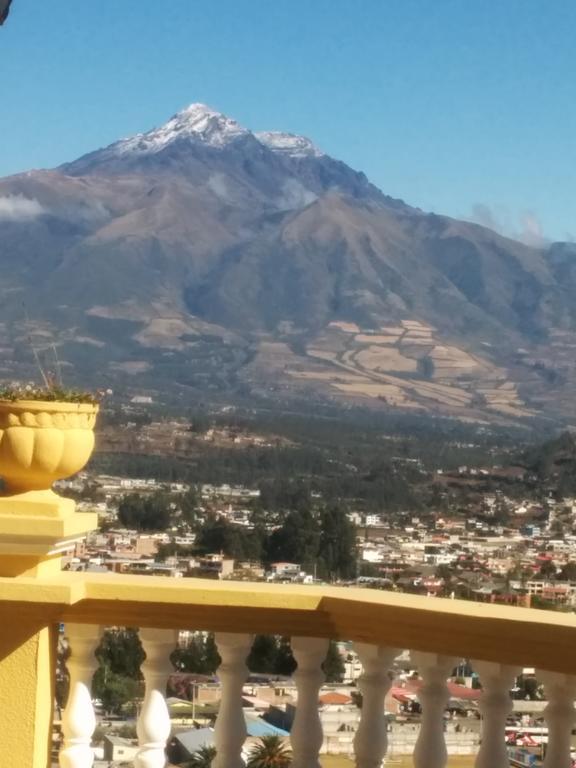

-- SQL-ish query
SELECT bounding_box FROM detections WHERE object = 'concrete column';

[0,493,97,767]
[0,612,58,768]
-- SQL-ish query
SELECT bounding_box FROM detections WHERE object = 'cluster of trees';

[194,503,357,581]
[117,487,198,531]
[194,515,263,561]
[506,555,576,584]
[58,629,345,715]
[117,492,172,530]
[115,482,358,582]
[172,633,345,682]
[101,444,426,512]
[173,633,344,681]
[249,636,345,682]
[94,401,529,517]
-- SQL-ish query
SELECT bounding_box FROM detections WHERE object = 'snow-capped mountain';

[113,103,250,154]
[1,102,575,422]
[255,131,324,158]
[59,103,389,207]
[62,103,325,171]
[104,104,324,159]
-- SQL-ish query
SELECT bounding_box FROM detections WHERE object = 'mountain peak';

[256,131,324,158]
[112,102,250,156]
[107,105,324,159]
[59,102,390,208]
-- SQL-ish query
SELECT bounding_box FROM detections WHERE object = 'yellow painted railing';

[3,572,576,673]
[2,570,576,767]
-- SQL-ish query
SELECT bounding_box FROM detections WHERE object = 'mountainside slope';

[0,103,575,423]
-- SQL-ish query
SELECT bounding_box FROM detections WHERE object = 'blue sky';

[1,0,574,241]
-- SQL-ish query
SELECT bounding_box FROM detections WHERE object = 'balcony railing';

[3,572,576,767]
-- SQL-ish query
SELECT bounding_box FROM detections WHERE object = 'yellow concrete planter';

[0,400,98,493]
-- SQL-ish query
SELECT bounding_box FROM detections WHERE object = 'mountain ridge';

[0,103,575,424]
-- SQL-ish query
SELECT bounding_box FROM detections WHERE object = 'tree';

[248,635,279,674]
[171,633,220,675]
[185,745,217,768]
[539,559,556,579]
[92,668,142,715]
[257,480,311,515]
[92,628,145,714]
[274,637,297,676]
[118,492,172,531]
[317,504,357,581]
[204,633,221,673]
[179,486,199,526]
[513,674,542,700]
[172,635,208,674]
[96,628,144,678]
[559,561,576,581]
[265,510,320,572]
[435,564,454,581]
[247,736,292,768]
[195,515,262,561]
[322,641,345,683]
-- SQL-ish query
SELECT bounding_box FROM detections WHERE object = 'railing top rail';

[1,572,575,673]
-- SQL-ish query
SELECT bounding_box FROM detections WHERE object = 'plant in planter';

[0,382,105,495]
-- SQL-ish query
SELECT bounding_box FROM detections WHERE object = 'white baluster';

[291,636,329,768]
[411,652,456,768]
[59,623,102,768]
[213,632,253,768]
[353,643,398,768]
[540,671,576,768]
[473,661,518,768]
[136,628,178,768]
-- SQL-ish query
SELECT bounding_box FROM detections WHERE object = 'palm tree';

[247,735,292,768]
[184,744,217,768]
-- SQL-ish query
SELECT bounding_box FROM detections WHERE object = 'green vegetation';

[0,383,102,404]
[322,641,346,683]
[184,745,217,768]
[247,736,292,768]
[88,630,343,710]
[113,484,357,581]
[195,514,264,561]
[92,405,531,514]
[92,628,145,715]
[172,634,221,675]
[522,431,576,495]
[245,637,343,682]
[117,492,172,531]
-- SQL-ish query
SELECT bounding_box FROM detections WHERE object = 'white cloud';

[61,199,110,225]
[467,203,548,247]
[0,195,46,222]
[518,211,546,247]
[277,179,317,211]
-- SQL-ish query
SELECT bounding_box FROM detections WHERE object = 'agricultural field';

[284,318,533,421]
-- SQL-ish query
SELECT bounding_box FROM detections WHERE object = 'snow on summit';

[256,131,324,158]
[112,103,250,155]
[107,103,324,159]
